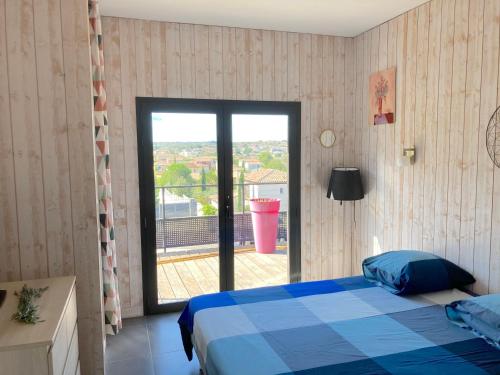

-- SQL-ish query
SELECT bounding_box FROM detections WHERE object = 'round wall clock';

[320,129,336,148]
[487,105,500,168]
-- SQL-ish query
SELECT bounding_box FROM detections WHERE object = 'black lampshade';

[327,167,364,202]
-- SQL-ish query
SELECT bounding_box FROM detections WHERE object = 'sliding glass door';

[137,99,301,313]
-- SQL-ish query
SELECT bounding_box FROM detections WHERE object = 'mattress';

[178,276,500,374]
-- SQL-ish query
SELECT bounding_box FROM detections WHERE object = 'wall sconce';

[400,148,416,166]
[326,167,364,205]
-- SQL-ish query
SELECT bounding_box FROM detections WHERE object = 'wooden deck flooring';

[157,251,288,302]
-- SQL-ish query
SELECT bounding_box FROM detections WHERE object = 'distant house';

[240,159,261,171]
[245,168,288,212]
[194,157,217,171]
[156,189,198,218]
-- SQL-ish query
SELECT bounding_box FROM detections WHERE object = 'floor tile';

[153,350,200,375]
[148,314,184,355]
[106,356,155,375]
[106,322,151,363]
[123,316,149,327]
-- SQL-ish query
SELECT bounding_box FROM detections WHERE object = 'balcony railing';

[155,183,288,253]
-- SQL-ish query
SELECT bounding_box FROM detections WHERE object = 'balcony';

[155,183,289,302]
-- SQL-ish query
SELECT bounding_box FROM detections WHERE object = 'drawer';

[63,325,78,375]
[49,285,77,375]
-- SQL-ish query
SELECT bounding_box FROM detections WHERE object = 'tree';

[265,158,286,171]
[156,163,195,196]
[201,169,207,191]
[258,151,273,165]
[205,169,218,185]
[201,204,217,216]
[257,151,287,171]
[237,170,245,212]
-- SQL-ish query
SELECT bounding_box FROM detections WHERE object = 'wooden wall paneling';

[135,20,153,97]
[368,28,380,255]
[352,35,364,273]
[274,31,287,101]
[376,23,388,252]
[6,0,48,280]
[61,0,104,371]
[383,18,398,252]
[262,30,275,100]
[299,33,312,280]
[474,0,499,294]
[489,0,500,293]
[401,8,417,250]
[166,23,182,98]
[151,21,167,97]
[33,0,73,277]
[287,33,300,101]
[392,14,408,251]
[459,0,484,272]
[236,28,250,100]
[102,17,131,311]
[0,0,21,281]
[332,37,346,277]
[446,0,469,264]
[320,35,333,279]
[180,23,196,98]
[194,25,210,99]
[343,37,355,275]
[411,2,430,250]
[222,27,237,99]
[119,18,143,315]
[422,0,443,251]
[360,32,370,266]
[433,0,455,256]
[208,26,223,99]
[310,34,323,280]
[249,29,263,100]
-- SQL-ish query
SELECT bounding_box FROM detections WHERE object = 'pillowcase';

[362,250,475,295]
[446,294,500,348]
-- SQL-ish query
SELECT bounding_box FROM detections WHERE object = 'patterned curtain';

[89,0,122,335]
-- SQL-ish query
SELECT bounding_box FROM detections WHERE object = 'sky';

[152,113,288,143]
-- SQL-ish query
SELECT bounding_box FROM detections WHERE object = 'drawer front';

[63,325,78,375]
[50,285,77,375]
[0,347,49,375]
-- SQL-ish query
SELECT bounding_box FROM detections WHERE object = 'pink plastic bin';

[249,198,281,254]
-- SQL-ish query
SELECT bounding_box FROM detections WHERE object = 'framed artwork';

[369,67,396,125]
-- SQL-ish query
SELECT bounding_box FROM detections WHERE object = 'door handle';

[226,195,233,220]
[226,205,233,219]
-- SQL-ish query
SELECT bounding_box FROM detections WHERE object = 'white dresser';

[0,276,79,375]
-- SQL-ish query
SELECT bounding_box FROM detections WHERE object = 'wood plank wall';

[0,0,105,373]
[353,0,500,294]
[101,16,355,317]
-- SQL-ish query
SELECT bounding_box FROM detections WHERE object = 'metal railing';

[155,183,288,252]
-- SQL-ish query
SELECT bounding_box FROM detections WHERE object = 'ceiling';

[101,0,430,38]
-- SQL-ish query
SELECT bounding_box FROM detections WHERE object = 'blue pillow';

[446,294,500,348]
[362,250,475,295]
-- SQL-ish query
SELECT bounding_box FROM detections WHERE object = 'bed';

[178,276,500,374]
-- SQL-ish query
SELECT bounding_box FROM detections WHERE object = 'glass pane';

[232,114,289,290]
[152,113,219,304]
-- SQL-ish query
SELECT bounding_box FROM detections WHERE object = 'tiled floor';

[105,313,200,375]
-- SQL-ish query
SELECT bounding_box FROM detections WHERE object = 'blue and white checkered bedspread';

[178,276,500,374]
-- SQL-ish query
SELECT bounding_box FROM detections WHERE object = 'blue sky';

[152,113,288,143]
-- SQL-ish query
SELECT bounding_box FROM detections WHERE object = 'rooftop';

[245,169,287,184]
